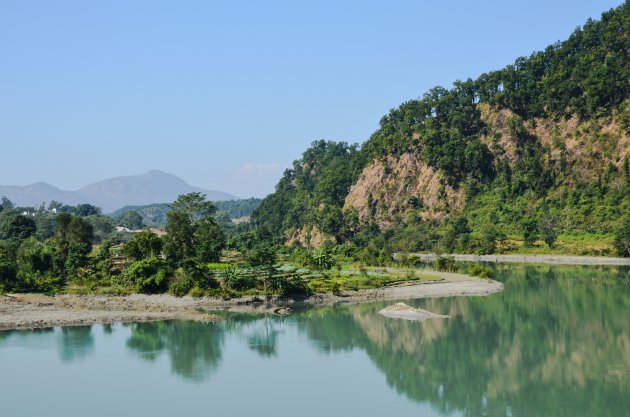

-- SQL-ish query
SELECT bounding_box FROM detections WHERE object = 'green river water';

[1,264,629,417]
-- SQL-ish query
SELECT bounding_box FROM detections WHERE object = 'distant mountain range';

[0,170,238,213]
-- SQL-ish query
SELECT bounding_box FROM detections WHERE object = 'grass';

[305,266,443,294]
[64,284,134,296]
[499,232,616,256]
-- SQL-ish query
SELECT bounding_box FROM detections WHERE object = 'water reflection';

[243,316,281,357]
[59,326,94,362]
[126,321,225,382]
[295,265,630,417]
[0,265,628,416]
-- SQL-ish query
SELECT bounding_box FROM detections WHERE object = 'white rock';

[378,302,449,321]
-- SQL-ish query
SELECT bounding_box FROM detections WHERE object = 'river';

[1,264,629,416]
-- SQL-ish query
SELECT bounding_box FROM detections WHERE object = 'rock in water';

[378,302,449,321]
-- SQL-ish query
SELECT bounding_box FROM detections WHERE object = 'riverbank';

[0,272,502,331]
[409,253,630,266]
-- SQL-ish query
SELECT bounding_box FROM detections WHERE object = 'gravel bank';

[409,253,630,266]
[0,273,502,331]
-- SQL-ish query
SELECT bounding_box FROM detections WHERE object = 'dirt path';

[408,253,630,266]
[0,273,502,331]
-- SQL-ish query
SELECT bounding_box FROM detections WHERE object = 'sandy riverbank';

[0,272,502,331]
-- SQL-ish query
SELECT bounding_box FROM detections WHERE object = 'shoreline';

[408,253,630,266]
[0,272,502,331]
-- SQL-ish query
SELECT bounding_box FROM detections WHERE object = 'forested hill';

[111,198,262,226]
[249,2,630,256]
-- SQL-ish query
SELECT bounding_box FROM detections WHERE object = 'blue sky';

[0,0,623,197]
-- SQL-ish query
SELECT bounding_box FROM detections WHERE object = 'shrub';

[273,275,311,296]
[311,249,335,270]
[289,248,313,267]
[403,254,424,267]
[222,266,256,291]
[168,268,195,296]
[125,258,170,294]
[468,263,495,279]
[188,286,206,298]
[435,256,456,272]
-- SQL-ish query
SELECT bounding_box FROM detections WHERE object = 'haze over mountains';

[0,170,238,213]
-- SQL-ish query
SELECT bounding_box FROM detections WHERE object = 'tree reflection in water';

[126,321,225,383]
[59,326,94,363]
[2,264,627,416]
[295,265,630,417]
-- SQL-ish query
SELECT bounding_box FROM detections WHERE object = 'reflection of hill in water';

[296,265,630,417]
[1,265,628,416]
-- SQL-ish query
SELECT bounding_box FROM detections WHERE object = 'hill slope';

[250,2,630,256]
[0,170,238,213]
[76,170,237,212]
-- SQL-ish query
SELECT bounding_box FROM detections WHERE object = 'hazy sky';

[0,0,623,198]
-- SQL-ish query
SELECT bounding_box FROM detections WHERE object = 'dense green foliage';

[245,2,630,258]
[251,140,363,243]
[110,199,262,227]
[163,193,225,264]
[0,193,229,294]
[0,199,125,292]
[214,198,262,218]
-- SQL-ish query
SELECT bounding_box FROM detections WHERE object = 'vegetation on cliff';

[245,2,630,258]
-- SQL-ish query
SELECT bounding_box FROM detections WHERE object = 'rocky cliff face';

[339,102,629,235]
[344,153,463,229]
[250,3,630,250]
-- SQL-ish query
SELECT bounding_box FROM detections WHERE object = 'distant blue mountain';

[0,170,238,213]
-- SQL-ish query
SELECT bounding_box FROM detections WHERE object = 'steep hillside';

[250,2,630,255]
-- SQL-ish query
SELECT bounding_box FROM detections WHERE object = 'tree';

[55,213,94,263]
[16,237,58,290]
[48,201,63,211]
[64,243,92,274]
[613,218,630,257]
[0,248,17,290]
[124,230,163,260]
[246,243,277,268]
[0,196,14,211]
[74,204,102,217]
[539,213,559,248]
[477,224,497,255]
[246,243,277,294]
[1,215,37,240]
[125,258,170,294]
[88,215,114,242]
[118,211,144,230]
[522,216,538,246]
[164,193,225,264]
